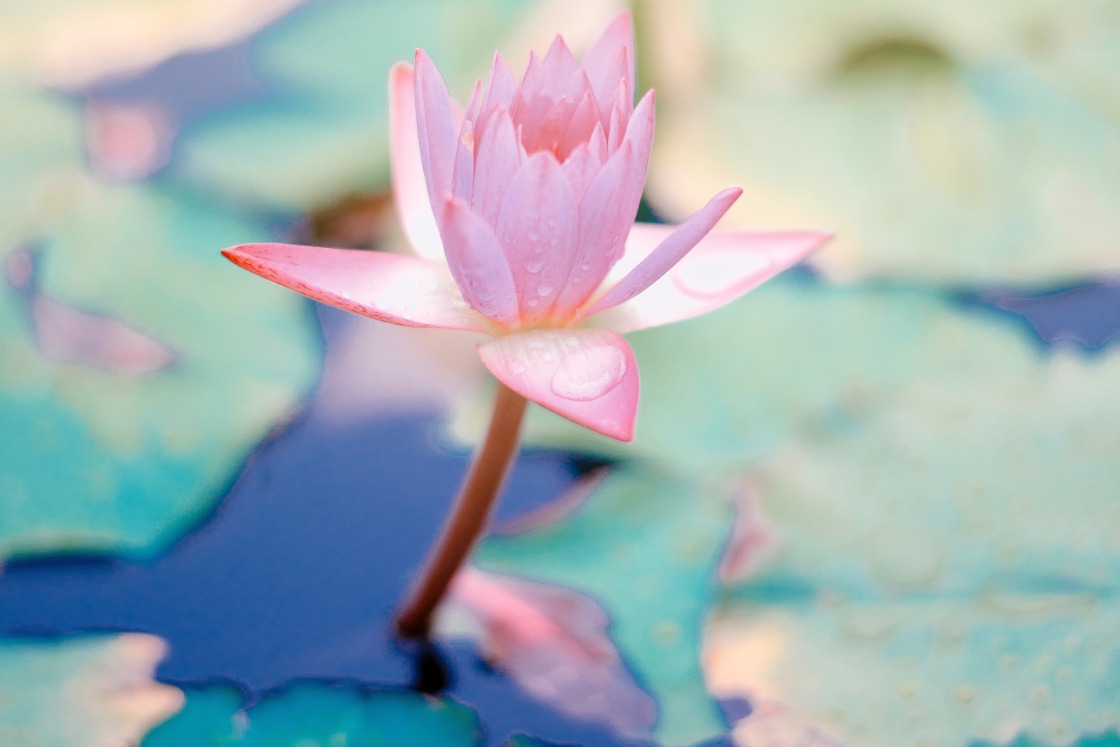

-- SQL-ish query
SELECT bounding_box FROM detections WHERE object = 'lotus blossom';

[223,13,830,441]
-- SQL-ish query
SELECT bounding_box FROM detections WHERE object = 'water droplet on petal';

[527,260,543,273]
[537,285,554,297]
[580,261,591,271]
[527,298,539,308]
[549,344,626,401]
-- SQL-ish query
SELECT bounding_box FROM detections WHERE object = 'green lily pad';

[141,683,482,747]
[476,468,734,746]
[706,344,1120,746]
[642,0,1120,283]
[0,86,86,255]
[0,634,183,747]
[175,0,537,213]
[0,181,319,559]
[504,277,1047,474]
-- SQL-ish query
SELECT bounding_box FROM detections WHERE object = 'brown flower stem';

[395,381,528,639]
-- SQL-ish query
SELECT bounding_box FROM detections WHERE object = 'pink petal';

[414,51,458,212]
[439,198,520,325]
[476,52,518,139]
[582,11,635,117]
[557,89,600,162]
[388,63,443,261]
[472,108,523,226]
[587,228,832,333]
[477,328,638,441]
[552,141,636,316]
[584,187,743,316]
[519,96,574,157]
[452,113,477,203]
[522,36,580,101]
[482,52,518,113]
[495,152,579,323]
[222,243,488,332]
[622,90,654,193]
[606,100,622,153]
[561,140,603,203]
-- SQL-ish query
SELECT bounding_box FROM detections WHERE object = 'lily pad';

[142,683,481,746]
[0,633,182,747]
[705,345,1120,746]
[502,276,1049,474]
[0,86,86,255]
[0,181,319,560]
[640,0,1120,283]
[174,0,537,212]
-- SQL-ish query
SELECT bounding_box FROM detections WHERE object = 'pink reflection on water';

[444,566,657,736]
[6,249,175,374]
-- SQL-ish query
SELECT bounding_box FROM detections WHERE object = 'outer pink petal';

[222,243,487,332]
[414,51,458,212]
[495,152,579,323]
[478,328,639,441]
[585,228,833,333]
[389,63,443,261]
[439,198,520,325]
[472,107,523,226]
[584,187,742,315]
[482,52,518,113]
[552,141,636,316]
[582,11,635,115]
[623,91,654,186]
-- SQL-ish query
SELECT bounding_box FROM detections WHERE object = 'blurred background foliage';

[0,0,1117,745]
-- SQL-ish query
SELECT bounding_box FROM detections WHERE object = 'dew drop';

[527,298,539,308]
[537,285,554,297]
[527,260,543,273]
[549,344,627,401]
[580,261,591,271]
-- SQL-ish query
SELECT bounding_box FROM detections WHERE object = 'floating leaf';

[639,0,1120,283]
[0,634,182,747]
[706,346,1120,746]
[142,683,482,746]
[0,87,86,254]
[174,0,538,212]
[0,182,319,560]
[500,277,1050,474]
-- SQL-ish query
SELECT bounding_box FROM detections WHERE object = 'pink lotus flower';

[223,13,829,441]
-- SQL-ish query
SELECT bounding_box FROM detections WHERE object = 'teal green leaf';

[974,733,1120,747]
[175,0,538,212]
[0,87,86,255]
[707,345,1120,746]
[141,683,482,747]
[0,181,320,559]
[476,469,733,746]
[643,0,1120,283]
[508,277,1047,474]
[0,634,183,747]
